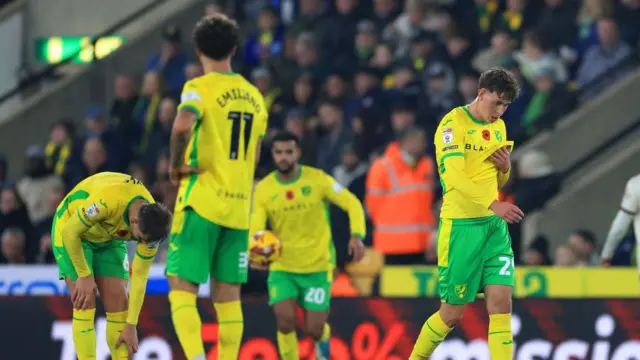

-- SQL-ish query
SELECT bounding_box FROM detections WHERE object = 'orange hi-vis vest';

[365,143,436,255]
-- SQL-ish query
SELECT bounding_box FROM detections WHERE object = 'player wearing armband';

[410,68,524,360]
[166,14,268,360]
[52,172,172,360]
[250,131,366,360]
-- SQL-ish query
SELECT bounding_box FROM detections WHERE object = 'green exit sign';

[35,36,126,64]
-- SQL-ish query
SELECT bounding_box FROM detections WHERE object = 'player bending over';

[52,172,171,360]
[410,67,524,360]
[250,131,366,360]
[166,13,268,360]
[601,174,640,270]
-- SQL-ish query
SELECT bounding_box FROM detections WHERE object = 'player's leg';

[93,241,131,360]
[165,208,216,360]
[411,219,485,360]
[268,272,300,360]
[482,217,516,360]
[298,271,332,360]
[209,226,249,360]
[53,239,97,360]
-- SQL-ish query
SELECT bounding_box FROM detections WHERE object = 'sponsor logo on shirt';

[85,203,100,218]
[442,128,453,144]
[181,90,201,103]
[442,145,459,152]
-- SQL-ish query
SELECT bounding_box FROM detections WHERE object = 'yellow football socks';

[106,311,129,360]
[169,290,205,360]
[320,323,331,342]
[277,331,299,360]
[410,311,453,360]
[488,313,513,360]
[214,301,244,360]
[72,308,96,360]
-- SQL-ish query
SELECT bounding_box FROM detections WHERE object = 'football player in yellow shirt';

[166,14,268,360]
[250,131,366,360]
[410,68,525,360]
[52,172,172,360]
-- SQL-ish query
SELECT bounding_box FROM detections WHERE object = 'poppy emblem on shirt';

[286,191,294,200]
[117,230,129,237]
[482,130,491,141]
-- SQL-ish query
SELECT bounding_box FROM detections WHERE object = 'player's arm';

[60,198,110,277]
[126,242,158,325]
[170,81,203,179]
[436,122,494,209]
[601,181,638,264]
[324,174,366,239]
[249,185,268,237]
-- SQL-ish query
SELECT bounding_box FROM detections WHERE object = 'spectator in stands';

[524,235,552,265]
[79,105,125,174]
[295,32,328,85]
[372,0,400,30]
[514,30,568,84]
[110,74,139,145]
[1,228,26,264]
[370,43,394,84]
[384,0,436,58]
[502,57,533,134]
[320,0,363,69]
[134,71,164,153]
[323,71,350,112]
[0,185,33,262]
[44,120,75,178]
[185,62,203,81]
[614,0,640,47]
[497,0,539,41]
[473,30,515,73]
[355,20,379,68]
[287,0,326,36]
[33,182,65,264]
[406,30,442,74]
[424,63,458,125]
[513,150,560,214]
[139,97,176,169]
[316,99,351,173]
[554,243,579,267]
[243,6,284,67]
[389,102,416,143]
[537,0,579,49]
[521,66,572,136]
[456,69,480,105]
[290,72,317,115]
[568,229,599,265]
[151,151,178,213]
[284,108,317,165]
[146,25,188,99]
[66,138,109,187]
[366,126,436,265]
[576,18,633,97]
[333,143,368,200]
[575,0,612,60]
[253,67,285,129]
[17,145,63,225]
[444,31,474,75]
[267,33,300,98]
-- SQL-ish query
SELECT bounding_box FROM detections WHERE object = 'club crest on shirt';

[494,130,503,141]
[85,203,100,218]
[442,128,453,144]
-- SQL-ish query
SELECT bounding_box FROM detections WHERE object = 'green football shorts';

[165,207,249,284]
[53,239,129,281]
[437,215,515,305]
[268,271,332,312]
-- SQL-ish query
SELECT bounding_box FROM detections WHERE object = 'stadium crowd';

[1,0,639,284]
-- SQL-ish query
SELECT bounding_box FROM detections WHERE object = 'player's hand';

[169,164,202,185]
[601,258,612,267]
[489,146,511,173]
[115,323,139,359]
[348,236,366,262]
[72,275,96,309]
[489,201,524,224]
[249,261,269,271]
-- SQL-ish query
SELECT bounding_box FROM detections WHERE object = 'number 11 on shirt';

[228,111,253,160]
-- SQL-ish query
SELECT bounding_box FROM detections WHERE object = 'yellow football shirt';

[54,171,158,325]
[250,166,366,273]
[176,72,268,229]
[435,106,513,219]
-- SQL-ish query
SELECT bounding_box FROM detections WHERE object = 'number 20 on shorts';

[499,256,515,276]
[305,287,326,305]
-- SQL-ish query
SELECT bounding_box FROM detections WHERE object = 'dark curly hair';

[138,203,172,243]
[478,67,520,102]
[193,13,240,61]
